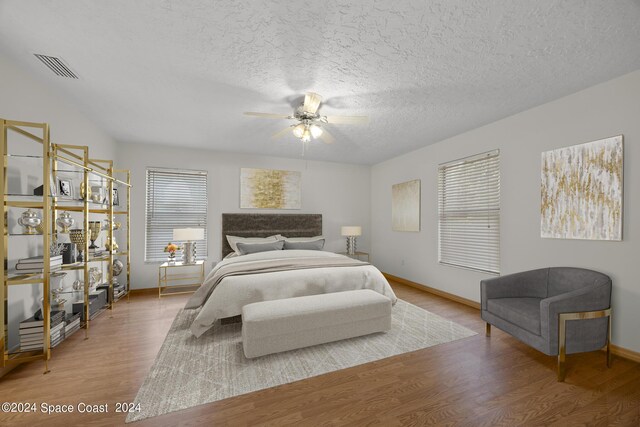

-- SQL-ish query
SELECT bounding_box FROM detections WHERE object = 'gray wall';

[115,142,372,290]
[371,70,640,353]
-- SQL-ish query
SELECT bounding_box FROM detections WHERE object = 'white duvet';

[187,250,397,337]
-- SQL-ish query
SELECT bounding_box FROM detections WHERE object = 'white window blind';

[145,168,208,262]
[438,150,500,274]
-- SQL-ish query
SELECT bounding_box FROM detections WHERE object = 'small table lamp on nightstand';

[173,228,204,264]
[341,226,362,255]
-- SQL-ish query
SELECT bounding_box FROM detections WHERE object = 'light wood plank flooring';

[0,282,638,426]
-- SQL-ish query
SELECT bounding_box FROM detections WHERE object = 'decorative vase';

[88,221,102,252]
[167,252,176,263]
[69,229,86,262]
[56,211,75,233]
[18,209,41,234]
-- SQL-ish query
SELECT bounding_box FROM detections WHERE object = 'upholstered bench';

[241,289,392,358]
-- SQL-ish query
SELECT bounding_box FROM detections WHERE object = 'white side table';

[158,260,205,298]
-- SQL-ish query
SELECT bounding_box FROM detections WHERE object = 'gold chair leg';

[485,323,491,336]
[558,314,567,382]
[606,314,612,368]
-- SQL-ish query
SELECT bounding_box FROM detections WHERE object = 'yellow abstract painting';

[541,135,623,240]
[240,168,301,209]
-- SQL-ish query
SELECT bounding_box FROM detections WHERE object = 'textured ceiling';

[1,1,640,164]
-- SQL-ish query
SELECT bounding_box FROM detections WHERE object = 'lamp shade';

[341,226,362,237]
[173,228,204,241]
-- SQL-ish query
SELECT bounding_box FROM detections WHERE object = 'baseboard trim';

[610,344,640,363]
[383,272,640,364]
[382,272,481,310]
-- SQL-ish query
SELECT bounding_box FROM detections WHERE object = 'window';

[145,167,208,262]
[438,150,500,274]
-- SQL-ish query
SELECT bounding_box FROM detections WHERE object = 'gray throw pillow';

[283,239,325,250]
[236,240,284,255]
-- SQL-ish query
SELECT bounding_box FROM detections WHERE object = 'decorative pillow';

[226,235,279,254]
[279,235,324,243]
[236,240,285,255]
[283,239,325,251]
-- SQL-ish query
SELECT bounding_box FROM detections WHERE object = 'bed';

[185,213,397,337]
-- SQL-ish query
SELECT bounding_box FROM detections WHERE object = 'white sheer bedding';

[187,250,397,337]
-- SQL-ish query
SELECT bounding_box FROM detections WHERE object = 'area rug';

[127,299,476,422]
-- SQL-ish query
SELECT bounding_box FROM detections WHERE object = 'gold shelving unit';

[50,146,131,335]
[1,119,52,373]
[1,117,131,374]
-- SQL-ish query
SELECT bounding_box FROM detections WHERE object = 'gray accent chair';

[481,267,612,381]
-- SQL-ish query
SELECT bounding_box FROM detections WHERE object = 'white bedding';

[188,250,397,337]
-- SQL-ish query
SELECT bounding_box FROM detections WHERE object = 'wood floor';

[1,282,638,426]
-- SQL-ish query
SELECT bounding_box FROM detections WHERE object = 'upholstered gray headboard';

[221,213,322,257]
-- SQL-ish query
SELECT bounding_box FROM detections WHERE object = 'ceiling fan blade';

[271,126,293,140]
[303,92,323,114]
[319,129,335,144]
[244,112,291,119]
[324,115,369,124]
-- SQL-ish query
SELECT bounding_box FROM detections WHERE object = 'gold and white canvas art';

[240,168,301,209]
[392,179,421,232]
[541,135,623,240]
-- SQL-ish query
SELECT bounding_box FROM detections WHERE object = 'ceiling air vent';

[34,54,79,79]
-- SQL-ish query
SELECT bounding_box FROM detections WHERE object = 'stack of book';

[19,310,65,351]
[65,312,81,338]
[15,255,63,274]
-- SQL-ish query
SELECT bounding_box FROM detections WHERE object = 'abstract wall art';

[240,168,301,209]
[392,179,421,232]
[541,135,623,240]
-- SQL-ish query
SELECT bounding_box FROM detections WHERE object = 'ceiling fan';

[244,92,368,144]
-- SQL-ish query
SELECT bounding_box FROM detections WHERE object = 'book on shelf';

[20,322,64,339]
[19,310,65,329]
[20,344,44,351]
[15,264,63,273]
[16,255,63,267]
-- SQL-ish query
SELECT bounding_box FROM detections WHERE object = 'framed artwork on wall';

[541,135,623,241]
[240,168,301,209]
[392,179,421,232]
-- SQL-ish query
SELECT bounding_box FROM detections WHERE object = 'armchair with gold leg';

[481,267,612,382]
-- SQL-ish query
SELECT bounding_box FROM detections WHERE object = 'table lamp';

[341,226,362,256]
[173,228,204,264]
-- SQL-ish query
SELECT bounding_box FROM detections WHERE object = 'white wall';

[115,142,371,290]
[371,70,640,352]
[1,51,118,349]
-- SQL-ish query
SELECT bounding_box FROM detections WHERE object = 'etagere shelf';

[1,118,131,375]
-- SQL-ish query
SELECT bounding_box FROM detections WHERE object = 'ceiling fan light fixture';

[301,128,312,143]
[292,123,306,138]
[309,124,323,138]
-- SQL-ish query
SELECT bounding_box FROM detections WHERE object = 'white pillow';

[281,235,324,243]
[226,235,279,254]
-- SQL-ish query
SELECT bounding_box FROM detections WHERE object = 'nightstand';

[158,260,205,298]
[338,251,370,262]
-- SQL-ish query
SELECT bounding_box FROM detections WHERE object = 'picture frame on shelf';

[58,178,73,199]
[112,188,119,206]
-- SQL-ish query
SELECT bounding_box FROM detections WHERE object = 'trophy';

[18,209,41,234]
[56,211,75,233]
[88,221,102,253]
[69,229,86,262]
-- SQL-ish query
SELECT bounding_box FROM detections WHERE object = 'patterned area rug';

[127,299,476,422]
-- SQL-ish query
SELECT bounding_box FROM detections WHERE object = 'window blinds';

[438,150,500,274]
[145,168,208,262]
